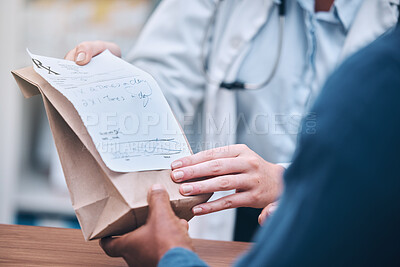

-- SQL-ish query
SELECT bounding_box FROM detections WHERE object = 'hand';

[170,144,285,215]
[100,184,193,267]
[258,201,279,225]
[64,41,121,65]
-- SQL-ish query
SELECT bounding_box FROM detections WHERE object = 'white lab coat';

[128,0,399,241]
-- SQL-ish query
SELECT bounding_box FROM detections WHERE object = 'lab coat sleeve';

[127,0,216,123]
[276,162,291,169]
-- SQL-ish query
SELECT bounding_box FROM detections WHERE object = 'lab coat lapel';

[209,0,275,82]
[339,0,398,63]
[204,0,275,149]
[197,1,277,242]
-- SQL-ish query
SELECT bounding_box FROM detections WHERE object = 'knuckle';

[181,156,191,166]
[218,177,231,190]
[237,144,249,151]
[203,205,213,213]
[210,160,222,174]
[77,42,89,51]
[192,182,203,194]
[205,149,216,160]
[186,167,195,178]
[94,40,106,49]
[250,191,261,204]
[247,157,260,169]
[222,199,233,209]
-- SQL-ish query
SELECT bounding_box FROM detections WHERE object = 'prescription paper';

[28,50,191,172]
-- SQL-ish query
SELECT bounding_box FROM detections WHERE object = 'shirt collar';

[297,0,363,31]
[334,0,363,31]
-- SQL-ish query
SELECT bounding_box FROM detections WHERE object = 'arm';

[65,0,215,124]
[101,27,400,267]
[235,30,400,266]
[127,0,215,121]
[64,1,284,218]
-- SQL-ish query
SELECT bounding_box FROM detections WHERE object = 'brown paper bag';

[12,67,211,241]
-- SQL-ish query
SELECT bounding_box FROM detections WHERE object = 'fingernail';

[268,205,278,214]
[76,52,86,62]
[172,171,184,181]
[171,161,182,169]
[181,184,193,195]
[193,207,203,214]
[151,184,164,191]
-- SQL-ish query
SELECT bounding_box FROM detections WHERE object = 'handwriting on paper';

[28,50,191,172]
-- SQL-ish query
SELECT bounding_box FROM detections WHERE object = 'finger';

[258,202,278,225]
[258,207,269,225]
[171,144,250,170]
[64,47,77,61]
[179,174,248,196]
[73,41,108,65]
[179,219,189,231]
[171,158,248,182]
[99,236,125,257]
[191,193,250,215]
[147,184,175,220]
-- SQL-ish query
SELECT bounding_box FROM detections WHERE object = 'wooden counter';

[0,224,250,266]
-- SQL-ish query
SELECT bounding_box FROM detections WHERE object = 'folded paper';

[12,54,211,240]
[28,49,192,172]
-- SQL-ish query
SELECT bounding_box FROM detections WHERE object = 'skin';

[65,0,336,232]
[170,145,284,216]
[64,40,121,65]
[315,0,335,12]
[258,201,279,225]
[64,43,286,217]
[100,184,192,267]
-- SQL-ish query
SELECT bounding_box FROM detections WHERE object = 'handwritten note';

[28,50,191,172]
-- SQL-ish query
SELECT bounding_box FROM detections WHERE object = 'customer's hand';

[100,184,193,267]
[170,144,285,215]
[64,41,121,65]
[258,201,279,225]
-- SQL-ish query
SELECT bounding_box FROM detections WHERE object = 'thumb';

[258,202,278,225]
[147,184,175,220]
[99,236,124,257]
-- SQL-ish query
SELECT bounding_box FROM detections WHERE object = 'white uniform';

[128,0,399,240]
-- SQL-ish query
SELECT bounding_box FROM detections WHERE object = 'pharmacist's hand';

[64,41,121,65]
[170,145,285,215]
[258,201,279,225]
[100,184,193,267]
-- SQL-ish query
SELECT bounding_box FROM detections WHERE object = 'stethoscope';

[201,0,286,90]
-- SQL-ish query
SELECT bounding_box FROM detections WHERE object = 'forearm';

[126,0,213,119]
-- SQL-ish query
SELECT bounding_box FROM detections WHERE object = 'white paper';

[28,49,191,172]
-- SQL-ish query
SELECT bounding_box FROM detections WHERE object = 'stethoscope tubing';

[201,0,286,90]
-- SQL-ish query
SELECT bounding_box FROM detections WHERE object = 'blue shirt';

[236,0,363,164]
[159,20,400,267]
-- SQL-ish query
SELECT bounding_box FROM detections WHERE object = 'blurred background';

[0,0,158,228]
